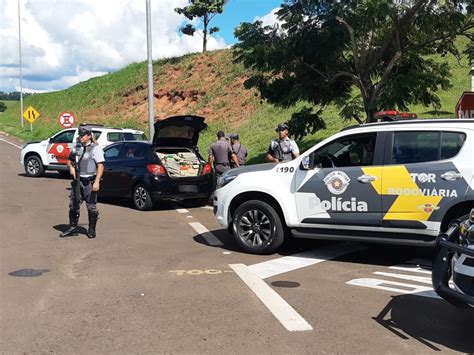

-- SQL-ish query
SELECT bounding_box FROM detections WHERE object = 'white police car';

[213,119,474,254]
[21,124,146,177]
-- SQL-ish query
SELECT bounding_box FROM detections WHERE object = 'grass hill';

[0,48,471,163]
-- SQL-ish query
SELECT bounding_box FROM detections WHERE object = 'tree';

[234,0,474,138]
[0,102,6,113]
[175,0,226,53]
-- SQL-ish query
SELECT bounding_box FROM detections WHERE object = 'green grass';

[1,46,471,163]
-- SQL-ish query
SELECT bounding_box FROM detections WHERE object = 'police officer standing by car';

[60,125,105,239]
[229,133,248,167]
[208,130,239,176]
[266,123,300,162]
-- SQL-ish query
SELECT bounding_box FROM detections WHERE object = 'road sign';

[58,112,76,128]
[455,92,474,118]
[23,106,40,123]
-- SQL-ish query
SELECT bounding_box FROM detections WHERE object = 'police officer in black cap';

[60,125,105,239]
[266,123,300,162]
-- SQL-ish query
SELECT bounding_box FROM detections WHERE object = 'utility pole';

[146,0,154,142]
[18,0,24,128]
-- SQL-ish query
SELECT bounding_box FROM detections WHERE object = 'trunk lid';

[153,115,207,148]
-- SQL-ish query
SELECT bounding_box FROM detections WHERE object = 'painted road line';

[176,208,189,214]
[188,222,223,246]
[248,243,365,279]
[229,263,313,332]
[373,271,432,285]
[389,265,432,275]
[346,278,440,299]
[0,138,22,149]
[202,206,213,210]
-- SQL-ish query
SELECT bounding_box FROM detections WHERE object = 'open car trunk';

[155,147,203,178]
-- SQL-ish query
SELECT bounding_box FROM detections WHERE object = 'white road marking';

[0,138,22,149]
[188,222,223,246]
[248,243,365,279]
[389,265,432,274]
[373,271,432,285]
[202,206,213,210]
[346,278,440,299]
[176,208,189,214]
[229,263,313,332]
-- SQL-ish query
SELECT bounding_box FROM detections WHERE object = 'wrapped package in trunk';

[155,148,202,178]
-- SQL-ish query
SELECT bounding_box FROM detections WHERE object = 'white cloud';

[254,7,281,28]
[0,0,227,92]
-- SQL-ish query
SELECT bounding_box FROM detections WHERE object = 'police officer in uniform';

[266,123,300,162]
[60,125,105,239]
[208,130,239,176]
[229,133,248,167]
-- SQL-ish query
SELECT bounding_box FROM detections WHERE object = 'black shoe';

[60,226,78,237]
[87,210,98,239]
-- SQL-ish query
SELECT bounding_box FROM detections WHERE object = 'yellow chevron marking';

[363,166,442,221]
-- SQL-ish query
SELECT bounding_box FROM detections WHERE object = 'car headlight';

[217,174,237,189]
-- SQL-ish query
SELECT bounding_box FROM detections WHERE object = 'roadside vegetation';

[0,45,470,163]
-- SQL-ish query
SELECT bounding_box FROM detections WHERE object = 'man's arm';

[67,161,76,179]
[291,141,300,159]
[266,153,279,163]
[93,163,104,192]
[231,153,239,167]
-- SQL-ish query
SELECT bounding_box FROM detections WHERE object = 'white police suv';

[213,119,474,254]
[21,125,146,177]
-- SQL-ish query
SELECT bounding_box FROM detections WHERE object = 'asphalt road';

[1,134,472,353]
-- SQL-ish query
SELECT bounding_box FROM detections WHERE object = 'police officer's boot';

[60,211,79,237]
[87,210,99,239]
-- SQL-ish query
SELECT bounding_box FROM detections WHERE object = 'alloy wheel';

[238,209,272,247]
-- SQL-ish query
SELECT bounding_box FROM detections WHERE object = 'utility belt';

[79,175,96,185]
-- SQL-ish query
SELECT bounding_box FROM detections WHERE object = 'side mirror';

[300,153,315,170]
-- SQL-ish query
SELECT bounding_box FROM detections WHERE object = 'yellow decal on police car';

[362,166,442,221]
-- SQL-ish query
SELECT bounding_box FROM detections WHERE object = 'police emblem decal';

[323,171,351,195]
[56,145,64,153]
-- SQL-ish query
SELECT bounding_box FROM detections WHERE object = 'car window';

[313,133,377,168]
[133,133,147,141]
[107,132,145,142]
[92,131,102,140]
[124,144,146,160]
[50,130,75,143]
[104,145,122,160]
[441,132,466,160]
[391,131,465,164]
[107,132,123,142]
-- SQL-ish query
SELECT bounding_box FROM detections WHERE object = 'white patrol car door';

[295,132,384,228]
[378,130,470,231]
[46,129,77,166]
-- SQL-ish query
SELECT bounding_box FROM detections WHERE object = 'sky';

[0,0,282,93]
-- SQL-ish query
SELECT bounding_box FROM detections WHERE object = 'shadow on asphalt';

[374,294,474,352]
[52,224,90,238]
[193,229,435,269]
[18,172,70,180]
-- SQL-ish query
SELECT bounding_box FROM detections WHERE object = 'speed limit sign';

[58,112,76,128]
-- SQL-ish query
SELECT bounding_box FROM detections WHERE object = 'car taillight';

[201,163,213,176]
[147,164,167,176]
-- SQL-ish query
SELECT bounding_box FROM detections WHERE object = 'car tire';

[24,155,45,177]
[232,200,285,255]
[132,184,153,211]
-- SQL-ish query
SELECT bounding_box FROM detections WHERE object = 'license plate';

[179,185,198,192]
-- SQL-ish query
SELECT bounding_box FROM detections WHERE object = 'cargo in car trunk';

[155,148,203,178]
